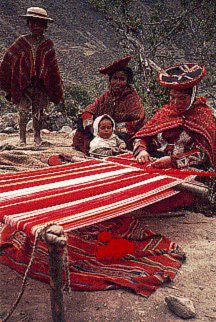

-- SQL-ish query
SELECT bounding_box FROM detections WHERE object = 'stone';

[165,295,196,319]
[59,125,73,133]
[1,112,18,127]
[0,122,4,132]
[41,129,50,134]
[2,126,15,133]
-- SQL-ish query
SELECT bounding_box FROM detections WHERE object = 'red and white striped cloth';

[0,155,195,237]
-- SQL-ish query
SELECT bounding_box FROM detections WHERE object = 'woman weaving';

[133,63,216,171]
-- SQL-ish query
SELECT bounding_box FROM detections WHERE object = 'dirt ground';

[0,131,216,322]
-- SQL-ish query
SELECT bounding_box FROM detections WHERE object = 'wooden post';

[45,226,67,322]
[48,243,65,322]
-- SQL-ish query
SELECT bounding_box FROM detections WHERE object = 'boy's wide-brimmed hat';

[21,7,54,22]
[99,56,131,75]
[158,63,206,89]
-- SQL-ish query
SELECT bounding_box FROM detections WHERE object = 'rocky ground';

[0,131,216,322]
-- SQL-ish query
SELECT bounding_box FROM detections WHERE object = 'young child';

[89,114,126,158]
[0,7,64,146]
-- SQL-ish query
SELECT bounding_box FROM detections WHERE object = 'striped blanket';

[0,155,197,296]
[0,217,186,297]
[0,154,195,237]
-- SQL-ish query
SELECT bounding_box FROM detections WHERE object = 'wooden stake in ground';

[45,225,67,322]
[48,244,65,322]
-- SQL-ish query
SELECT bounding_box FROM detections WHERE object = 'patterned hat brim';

[158,63,206,89]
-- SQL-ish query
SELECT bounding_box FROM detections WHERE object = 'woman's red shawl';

[84,86,146,135]
[134,97,216,168]
[0,35,64,104]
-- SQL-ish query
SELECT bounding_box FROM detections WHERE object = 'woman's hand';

[119,144,127,153]
[151,156,172,169]
[112,147,120,154]
[136,150,151,164]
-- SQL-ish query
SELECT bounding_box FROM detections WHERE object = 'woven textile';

[0,217,186,297]
[0,155,195,237]
[0,155,210,297]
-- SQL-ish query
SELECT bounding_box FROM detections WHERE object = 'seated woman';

[73,56,146,154]
[89,114,126,158]
[133,63,216,171]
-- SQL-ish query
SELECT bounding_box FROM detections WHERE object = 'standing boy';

[0,7,64,146]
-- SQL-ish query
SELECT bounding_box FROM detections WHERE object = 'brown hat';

[99,56,131,75]
[21,7,54,22]
[158,63,206,89]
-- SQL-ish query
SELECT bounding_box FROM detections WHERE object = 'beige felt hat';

[21,7,54,22]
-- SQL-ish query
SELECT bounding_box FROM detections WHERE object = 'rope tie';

[208,178,216,206]
[2,228,41,322]
[39,222,71,293]
[63,241,71,293]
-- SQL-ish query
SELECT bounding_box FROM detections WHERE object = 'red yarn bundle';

[96,232,135,263]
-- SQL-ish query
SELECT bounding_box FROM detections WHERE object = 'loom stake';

[48,243,65,322]
[44,225,67,322]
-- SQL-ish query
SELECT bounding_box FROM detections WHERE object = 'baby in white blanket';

[89,114,126,158]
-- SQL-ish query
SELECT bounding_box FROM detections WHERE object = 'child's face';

[98,119,113,139]
[28,18,46,37]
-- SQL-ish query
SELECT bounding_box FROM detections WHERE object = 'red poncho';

[134,97,216,168]
[0,35,64,104]
[83,86,146,136]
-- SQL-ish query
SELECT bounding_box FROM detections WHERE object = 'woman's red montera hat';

[158,63,206,89]
[99,55,131,75]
